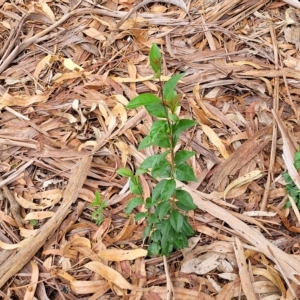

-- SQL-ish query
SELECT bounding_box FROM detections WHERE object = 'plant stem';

[158,77,175,179]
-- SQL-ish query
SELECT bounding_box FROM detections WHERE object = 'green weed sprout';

[30,219,37,227]
[91,191,106,226]
[117,43,198,256]
[283,150,300,209]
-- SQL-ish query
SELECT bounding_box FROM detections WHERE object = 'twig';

[163,255,175,300]
[260,24,279,212]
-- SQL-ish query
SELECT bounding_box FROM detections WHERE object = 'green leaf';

[125,197,143,215]
[284,200,291,209]
[140,156,156,170]
[295,160,300,171]
[148,242,161,256]
[174,150,195,165]
[30,219,37,227]
[90,191,106,226]
[116,168,133,178]
[291,189,300,200]
[150,120,169,138]
[91,190,101,206]
[162,179,176,201]
[91,211,104,226]
[151,160,171,179]
[151,181,163,202]
[126,94,161,109]
[149,43,161,77]
[161,244,173,256]
[161,232,174,256]
[148,120,170,148]
[129,177,142,195]
[148,213,159,224]
[143,224,151,239]
[145,198,153,209]
[138,135,153,150]
[295,151,300,162]
[168,113,179,122]
[163,73,185,101]
[174,163,197,182]
[283,172,293,184]
[172,119,197,138]
[175,189,197,211]
[168,93,183,113]
[155,135,171,148]
[155,201,171,220]
[140,151,170,170]
[135,168,148,176]
[152,179,175,202]
[151,230,161,242]
[170,210,184,232]
[91,192,106,226]
[135,212,148,221]
[285,184,292,194]
[182,217,194,236]
[161,219,172,236]
[173,235,188,250]
[145,103,167,118]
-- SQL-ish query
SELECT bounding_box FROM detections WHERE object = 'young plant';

[283,149,300,209]
[90,191,106,226]
[30,219,38,227]
[117,43,198,256]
